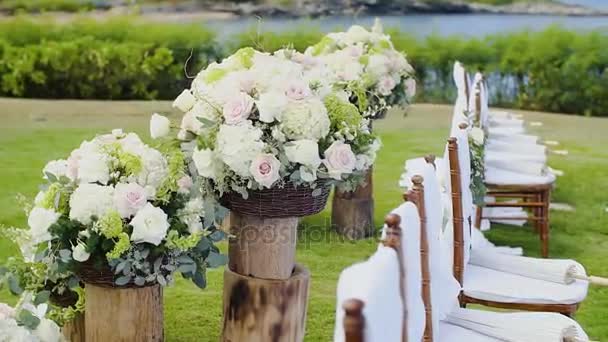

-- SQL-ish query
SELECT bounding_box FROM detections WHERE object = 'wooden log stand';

[85,283,163,342]
[61,313,85,342]
[222,211,311,342]
[332,167,375,239]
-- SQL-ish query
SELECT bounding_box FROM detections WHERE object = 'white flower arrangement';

[0,294,63,342]
[302,19,416,118]
[164,47,380,197]
[21,130,227,289]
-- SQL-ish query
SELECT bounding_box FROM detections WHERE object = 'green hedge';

[0,17,606,116]
[0,17,222,99]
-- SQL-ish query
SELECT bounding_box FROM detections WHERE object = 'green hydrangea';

[324,93,363,132]
[40,183,68,214]
[106,232,131,260]
[105,143,142,177]
[310,36,335,56]
[233,47,256,69]
[204,67,229,84]
[359,54,370,66]
[96,211,123,239]
[165,230,201,252]
[373,39,392,52]
[156,149,186,202]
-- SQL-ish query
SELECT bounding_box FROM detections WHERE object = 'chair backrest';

[447,136,466,286]
[336,214,407,342]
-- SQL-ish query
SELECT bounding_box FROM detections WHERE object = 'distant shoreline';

[1,1,607,22]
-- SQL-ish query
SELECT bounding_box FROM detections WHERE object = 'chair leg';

[475,206,482,230]
[540,188,551,258]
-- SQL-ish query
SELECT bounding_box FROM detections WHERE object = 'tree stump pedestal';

[332,168,375,239]
[61,313,85,342]
[85,283,164,342]
[222,212,310,342]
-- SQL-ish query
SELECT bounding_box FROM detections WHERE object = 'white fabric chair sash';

[382,202,426,342]
[334,246,404,342]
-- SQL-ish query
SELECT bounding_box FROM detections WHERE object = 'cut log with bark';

[221,264,310,342]
[85,283,163,342]
[332,167,375,239]
[228,212,298,280]
[61,313,85,342]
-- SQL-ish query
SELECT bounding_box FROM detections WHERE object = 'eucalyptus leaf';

[192,271,207,289]
[195,116,216,128]
[34,290,51,305]
[67,276,80,289]
[7,275,23,295]
[178,263,196,275]
[17,310,40,330]
[134,277,146,286]
[156,275,167,287]
[206,252,228,268]
[311,188,323,197]
[153,257,163,272]
[177,255,195,264]
[114,261,128,275]
[44,172,58,183]
[115,275,131,286]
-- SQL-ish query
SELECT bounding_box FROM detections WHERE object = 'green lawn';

[0,98,606,341]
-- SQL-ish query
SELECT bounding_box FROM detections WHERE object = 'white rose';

[130,203,170,246]
[284,80,312,101]
[77,152,110,185]
[69,184,115,225]
[28,207,61,245]
[284,140,321,169]
[113,183,148,218]
[470,127,485,145]
[280,99,330,140]
[223,92,254,125]
[192,148,221,179]
[377,76,397,96]
[149,113,171,139]
[43,160,68,180]
[256,91,288,123]
[34,318,62,342]
[250,154,281,188]
[405,78,416,99]
[72,242,90,262]
[173,89,196,113]
[323,141,357,180]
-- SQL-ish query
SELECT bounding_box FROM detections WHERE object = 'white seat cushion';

[438,321,500,342]
[489,117,524,128]
[485,149,546,164]
[463,264,588,305]
[489,133,539,145]
[488,126,525,135]
[485,167,555,185]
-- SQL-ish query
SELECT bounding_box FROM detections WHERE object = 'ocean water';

[208,14,608,39]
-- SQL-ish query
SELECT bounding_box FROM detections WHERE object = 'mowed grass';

[0,98,607,341]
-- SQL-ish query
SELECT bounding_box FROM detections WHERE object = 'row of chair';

[334,63,593,341]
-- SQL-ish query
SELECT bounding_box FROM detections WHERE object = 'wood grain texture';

[221,264,310,342]
[85,283,163,342]
[332,168,375,239]
[61,313,85,342]
[447,137,465,287]
[228,212,298,280]
[343,299,365,342]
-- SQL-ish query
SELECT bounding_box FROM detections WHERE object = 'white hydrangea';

[192,148,222,180]
[136,147,169,196]
[69,184,115,225]
[27,207,61,245]
[77,152,110,185]
[216,122,265,177]
[284,140,321,169]
[366,54,391,82]
[280,99,330,141]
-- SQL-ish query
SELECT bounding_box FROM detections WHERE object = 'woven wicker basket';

[76,260,155,289]
[49,290,78,308]
[222,180,331,218]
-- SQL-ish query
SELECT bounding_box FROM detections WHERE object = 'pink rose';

[346,45,364,58]
[323,141,356,180]
[113,183,148,218]
[223,92,254,125]
[377,76,397,96]
[0,303,15,320]
[177,175,193,194]
[285,81,312,101]
[249,154,281,188]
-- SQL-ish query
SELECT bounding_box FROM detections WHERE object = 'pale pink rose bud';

[323,141,356,180]
[113,183,148,218]
[249,154,281,188]
[177,175,193,194]
[222,92,254,125]
[285,81,312,101]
